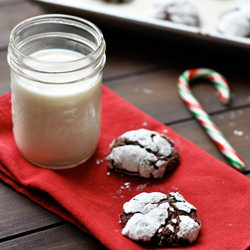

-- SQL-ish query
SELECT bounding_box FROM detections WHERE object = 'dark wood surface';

[0,0,249,249]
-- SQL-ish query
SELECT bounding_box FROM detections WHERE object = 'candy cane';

[177,68,246,171]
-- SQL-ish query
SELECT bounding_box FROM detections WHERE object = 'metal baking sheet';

[32,0,250,49]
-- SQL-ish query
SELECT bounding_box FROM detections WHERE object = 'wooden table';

[0,0,249,249]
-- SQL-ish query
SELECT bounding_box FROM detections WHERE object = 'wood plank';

[104,52,161,81]
[0,223,107,250]
[105,67,250,124]
[0,1,44,48]
[0,0,22,7]
[170,106,250,172]
[0,50,11,94]
[0,182,62,239]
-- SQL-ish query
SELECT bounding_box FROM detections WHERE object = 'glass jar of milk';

[7,14,106,169]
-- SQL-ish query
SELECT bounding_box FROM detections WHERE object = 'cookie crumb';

[136,183,148,191]
[133,88,139,93]
[233,129,244,136]
[229,121,235,127]
[124,182,131,189]
[143,88,154,95]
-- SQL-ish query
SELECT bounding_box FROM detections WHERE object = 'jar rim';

[8,14,105,68]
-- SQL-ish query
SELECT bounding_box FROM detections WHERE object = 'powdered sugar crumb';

[136,183,148,191]
[143,88,154,95]
[106,171,111,176]
[133,88,139,93]
[233,129,244,136]
[124,182,131,189]
[142,121,148,127]
[171,186,179,191]
[96,159,104,165]
[230,112,236,120]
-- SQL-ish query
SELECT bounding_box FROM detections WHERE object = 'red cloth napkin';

[0,86,250,250]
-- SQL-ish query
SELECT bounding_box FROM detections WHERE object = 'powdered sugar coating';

[106,129,179,179]
[177,216,201,243]
[170,192,185,201]
[154,0,200,27]
[122,204,169,241]
[107,145,158,178]
[123,192,167,214]
[170,192,196,213]
[218,5,250,37]
[122,195,170,241]
[120,129,172,156]
[174,201,196,213]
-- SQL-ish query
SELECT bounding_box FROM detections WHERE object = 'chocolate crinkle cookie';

[120,192,201,247]
[154,0,200,27]
[106,129,179,179]
[218,5,250,37]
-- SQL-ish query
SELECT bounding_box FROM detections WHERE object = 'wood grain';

[0,0,23,7]
[105,68,250,124]
[170,106,250,172]
[0,0,44,49]
[0,50,11,94]
[0,0,249,249]
[0,223,107,250]
[0,182,62,240]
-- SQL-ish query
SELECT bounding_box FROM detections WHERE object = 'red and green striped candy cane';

[177,68,246,171]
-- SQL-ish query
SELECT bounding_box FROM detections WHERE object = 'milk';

[11,48,102,168]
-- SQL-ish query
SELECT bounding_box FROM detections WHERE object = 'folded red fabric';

[0,86,250,250]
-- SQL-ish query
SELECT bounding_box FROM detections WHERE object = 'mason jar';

[7,14,106,169]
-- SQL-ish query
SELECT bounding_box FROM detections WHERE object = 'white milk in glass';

[11,48,102,168]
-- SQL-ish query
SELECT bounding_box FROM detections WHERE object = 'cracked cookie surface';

[120,192,201,247]
[106,129,179,178]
